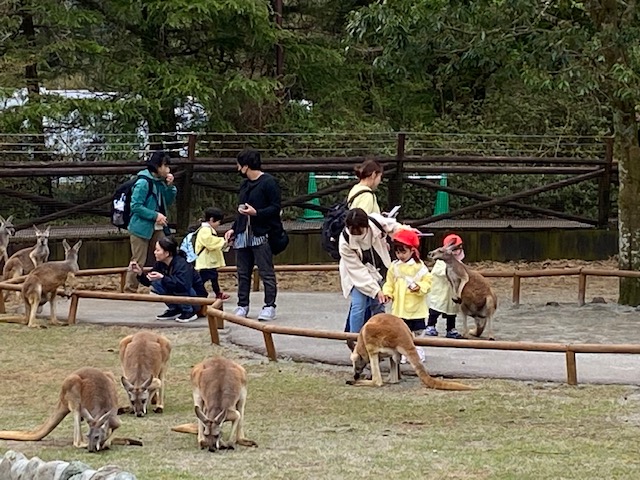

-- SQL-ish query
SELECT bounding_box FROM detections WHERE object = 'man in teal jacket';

[124,151,177,292]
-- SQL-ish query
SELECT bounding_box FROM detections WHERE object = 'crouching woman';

[129,236,206,323]
[340,208,410,335]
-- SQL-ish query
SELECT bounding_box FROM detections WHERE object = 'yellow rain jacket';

[382,259,432,319]
[194,223,226,270]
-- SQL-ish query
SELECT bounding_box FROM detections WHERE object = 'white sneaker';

[400,355,407,365]
[232,306,249,318]
[417,347,426,363]
[257,306,276,321]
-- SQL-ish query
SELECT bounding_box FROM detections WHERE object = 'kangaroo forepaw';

[154,406,164,414]
[452,297,462,304]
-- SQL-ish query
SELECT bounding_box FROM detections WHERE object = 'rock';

[59,461,93,480]
[35,460,70,480]
[10,457,30,480]
[546,301,560,307]
[68,470,98,480]
[0,451,27,480]
[18,457,45,480]
[590,297,606,304]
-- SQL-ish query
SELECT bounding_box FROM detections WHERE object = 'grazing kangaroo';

[3,225,50,293]
[348,313,476,391]
[428,242,498,340]
[119,331,172,417]
[0,215,15,265]
[0,367,121,452]
[171,357,258,452]
[22,239,82,328]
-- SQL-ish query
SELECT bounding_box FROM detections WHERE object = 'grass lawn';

[0,323,639,479]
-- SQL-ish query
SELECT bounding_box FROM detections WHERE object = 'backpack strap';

[346,189,375,207]
[135,176,155,203]
[368,215,385,234]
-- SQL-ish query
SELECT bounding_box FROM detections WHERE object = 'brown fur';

[0,367,121,452]
[21,239,81,328]
[119,331,172,417]
[429,243,498,340]
[348,313,476,391]
[3,225,50,282]
[0,215,15,266]
[173,356,257,451]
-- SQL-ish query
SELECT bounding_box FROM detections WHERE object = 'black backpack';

[110,175,154,229]
[321,189,375,260]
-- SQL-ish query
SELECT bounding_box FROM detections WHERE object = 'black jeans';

[427,308,457,331]
[235,243,277,308]
[199,268,221,295]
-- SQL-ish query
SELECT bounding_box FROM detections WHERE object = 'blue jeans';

[346,288,385,333]
[151,281,196,315]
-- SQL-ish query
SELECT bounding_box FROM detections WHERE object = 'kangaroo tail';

[404,347,477,391]
[171,423,198,435]
[0,402,69,441]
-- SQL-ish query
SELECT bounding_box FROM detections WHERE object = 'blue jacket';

[128,169,177,240]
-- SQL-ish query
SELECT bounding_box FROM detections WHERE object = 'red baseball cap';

[443,233,462,247]
[393,229,420,249]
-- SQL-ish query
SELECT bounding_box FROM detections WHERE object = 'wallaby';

[429,242,498,340]
[2,225,50,294]
[21,239,82,328]
[171,357,258,452]
[119,331,172,417]
[347,313,476,390]
[0,215,15,265]
[0,367,121,452]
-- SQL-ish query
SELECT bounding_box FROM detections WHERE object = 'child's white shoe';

[400,355,408,364]
[417,347,426,363]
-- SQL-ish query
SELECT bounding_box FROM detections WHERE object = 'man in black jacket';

[224,149,282,321]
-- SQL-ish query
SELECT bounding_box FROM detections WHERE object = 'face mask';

[453,249,465,262]
[238,168,248,178]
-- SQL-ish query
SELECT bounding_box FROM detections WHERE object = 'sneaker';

[232,306,249,318]
[446,329,464,339]
[400,355,408,365]
[257,306,276,321]
[417,347,426,363]
[425,326,438,336]
[216,292,231,301]
[175,311,198,323]
[156,309,180,321]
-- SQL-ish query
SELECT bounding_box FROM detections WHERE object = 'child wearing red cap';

[382,229,432,362]
[426,233,464,339]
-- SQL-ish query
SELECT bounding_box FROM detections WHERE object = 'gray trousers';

[235,243,277,308]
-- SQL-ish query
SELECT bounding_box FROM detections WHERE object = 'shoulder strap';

[368,215,384,233]
[347,189,375,207]
[135,176,154,202]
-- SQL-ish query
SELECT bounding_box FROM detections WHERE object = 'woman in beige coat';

[339,208,407,333]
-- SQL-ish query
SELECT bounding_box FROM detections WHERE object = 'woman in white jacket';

[339,208,407,334]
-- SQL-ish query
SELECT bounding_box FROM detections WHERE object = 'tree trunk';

[616,115,640,305]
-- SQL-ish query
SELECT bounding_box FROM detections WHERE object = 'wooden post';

[0,287,5,314]
[597,137,614,228]
[119,272,126,293]
[388,133,405,211]
[263,331,277,361]
[175,134,196,233]
[68,294,79,325]
[578,271,587,306]
[565,349,578,385]
[252,269,260,292]
[512,274,521,307]
[207,310,220,345]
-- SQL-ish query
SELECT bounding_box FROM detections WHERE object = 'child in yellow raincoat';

[382,229,432,362]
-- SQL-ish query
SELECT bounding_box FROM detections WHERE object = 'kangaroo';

[171,357,258,452]
[21,239,82,328]
[347,313,476,391]
[3,225,50,299]
[119,331,172,417]
[0,367,121,452]
[429,242,498,340]
[0,215,15,266]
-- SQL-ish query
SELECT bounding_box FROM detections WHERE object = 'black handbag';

[269,226,289,255]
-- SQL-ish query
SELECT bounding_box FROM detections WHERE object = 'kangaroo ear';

[73,240,83,251]
[121,376,134,391]
[194,405,209,424]
[44,226,51,235]
[140,376,154,389]
[33,225,41,234]
[81,407,95,423]
[62,239,70,252]
[213,410,226,425]
[96,409,114,428]
[0,215,5,223]
[6,215,12,223]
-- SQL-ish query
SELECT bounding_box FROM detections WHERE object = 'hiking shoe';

[175,311,198,323]
[156,309,180,321]
[216,292,231,301]
[258,306,276,321]
[425,326,438,336]
[233,306,249,318]
[446,329,464,339]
